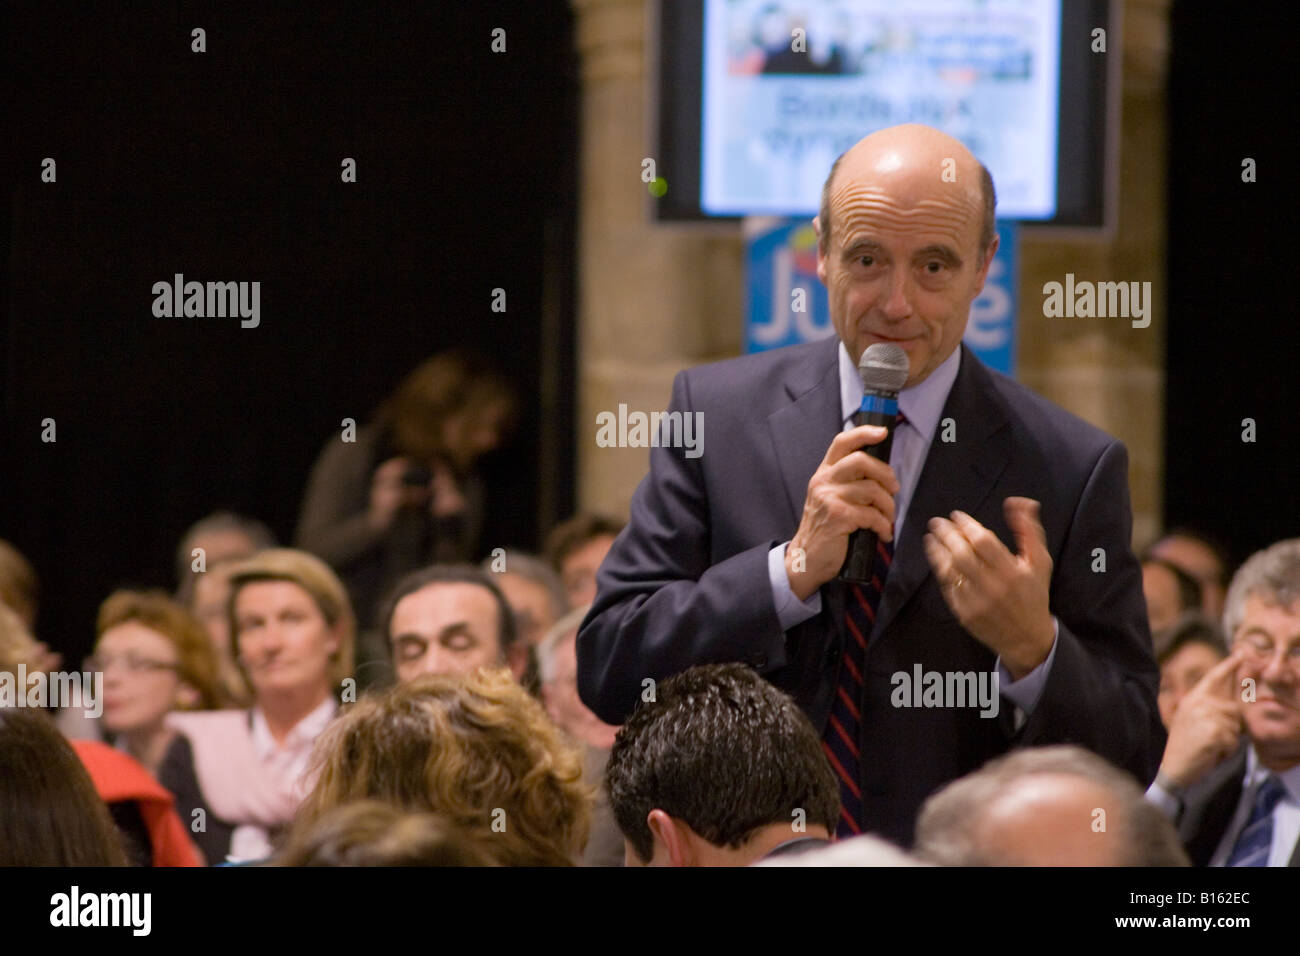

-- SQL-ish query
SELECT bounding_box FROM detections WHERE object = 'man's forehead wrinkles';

[831,183,977,214]
[836,210,969,243]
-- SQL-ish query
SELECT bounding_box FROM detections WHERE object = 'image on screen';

[701,0,1061,219]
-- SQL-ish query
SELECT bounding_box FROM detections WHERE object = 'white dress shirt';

[227,694,337,861]
[767,341,1057,718]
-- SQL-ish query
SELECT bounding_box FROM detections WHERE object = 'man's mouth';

[1256,695,1298,713]
[868,332,921,347]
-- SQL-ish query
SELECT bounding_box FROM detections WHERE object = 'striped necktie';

[821,410,906,836]
[1225,775,1286,867]
[822,536,893,837]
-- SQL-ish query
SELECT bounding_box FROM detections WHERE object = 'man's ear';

[506,642,529,682]
[813,216,829,286]
[971,234,1000,297]
[646,809,693,867]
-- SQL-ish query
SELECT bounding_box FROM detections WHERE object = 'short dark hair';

[175,510,277,601]
[379,563,517,657]
[818,151,997,262]
[606,663,840,863]
[543,513,625,572]
[1153,525,1233,585]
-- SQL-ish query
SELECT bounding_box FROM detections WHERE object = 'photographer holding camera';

[295,350,515,686]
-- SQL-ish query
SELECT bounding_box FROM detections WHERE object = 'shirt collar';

[839,340,962,444]
[1245,744,1300,802]
[250,694,337,759]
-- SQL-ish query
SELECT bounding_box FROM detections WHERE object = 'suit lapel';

[768,337,843,528]
[872,345,1010,639]
[1181,745,1246,866]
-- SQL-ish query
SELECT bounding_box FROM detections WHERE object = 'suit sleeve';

[1013,439,1167,785]
[576,370,790,725]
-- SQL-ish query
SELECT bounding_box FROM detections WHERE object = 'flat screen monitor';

[655,0,1115,229]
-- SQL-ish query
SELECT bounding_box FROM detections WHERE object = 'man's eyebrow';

[914,244,963,267]
[1240,625,1300,644]
[391,631,428,646]
[841,238,885,260]
[437,621,476,643]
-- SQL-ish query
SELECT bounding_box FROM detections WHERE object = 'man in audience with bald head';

[580,122,1163,847]
[915,745,1188,866]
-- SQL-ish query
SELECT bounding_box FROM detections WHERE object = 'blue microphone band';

[858,394,898,417]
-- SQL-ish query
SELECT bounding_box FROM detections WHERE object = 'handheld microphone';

[838,342,909,585]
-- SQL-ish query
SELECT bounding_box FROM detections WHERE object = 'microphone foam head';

[859,343,910,392]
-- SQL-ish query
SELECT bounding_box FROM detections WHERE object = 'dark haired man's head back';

[606,662,839,866]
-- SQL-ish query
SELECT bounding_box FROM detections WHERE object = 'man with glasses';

[1147,538,1300,866]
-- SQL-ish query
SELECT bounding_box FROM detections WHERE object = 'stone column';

[1017,0,1170,550]
[570,0,743,519]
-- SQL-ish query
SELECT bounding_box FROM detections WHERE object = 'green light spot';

[648,177,668,197]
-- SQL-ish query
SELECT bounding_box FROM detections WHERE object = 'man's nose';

[418,647,454,678]
[1260,651,1295,685]
[879,267,913,320]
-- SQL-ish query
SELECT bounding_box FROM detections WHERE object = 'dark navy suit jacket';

[577,337,1165,847]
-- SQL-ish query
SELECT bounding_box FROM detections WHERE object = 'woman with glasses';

[92,590,225,776]
[160,549,355,865]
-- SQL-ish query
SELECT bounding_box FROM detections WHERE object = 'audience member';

[1142,556,1203,638]
[1147,538,1300,866]
[0,537,61,677]
[92,589,224,775]
[187,561,254,706]
[0,537,40,630]
[382,564,523,684]
[1157,612,1228,729]
[539,606,622,866]
[0,708,127,865]
[291,670,591,866]
[915,745,1189,866]
[539,607,618,751]
[544,513,623,609]
[174,511,276,604]
[70,739,202,866]
[754,833,921,867]
[160,549,354,864]
[0,601,43,677]
[606,663,839,866]
[275,800,494,867]
[1149,527,1233,621]
[294,350,515,638]
[485,549,566,667]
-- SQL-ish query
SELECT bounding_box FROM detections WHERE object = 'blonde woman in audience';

[160,549,354,864]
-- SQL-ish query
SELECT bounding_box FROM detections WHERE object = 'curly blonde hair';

[293,669,591,865]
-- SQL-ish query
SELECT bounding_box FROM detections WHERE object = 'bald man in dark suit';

[577,124,1164,847]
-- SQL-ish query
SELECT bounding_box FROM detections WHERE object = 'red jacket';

[71,740,201,867]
